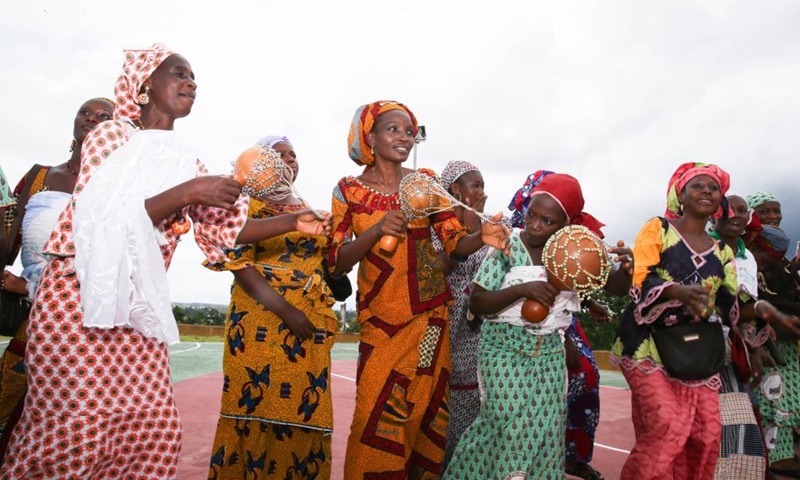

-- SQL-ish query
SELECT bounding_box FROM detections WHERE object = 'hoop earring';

[138,87,151,105]
[69,139,76,152]
[677,202,684,216]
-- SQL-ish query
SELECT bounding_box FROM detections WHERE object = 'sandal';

[565,462,605,480]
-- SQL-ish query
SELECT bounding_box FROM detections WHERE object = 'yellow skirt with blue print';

[205,200,338,480]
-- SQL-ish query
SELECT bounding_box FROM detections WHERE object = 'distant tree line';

[333,291,627,349]
[576,290,630,350]
[174,294,628,348]
[172,305,227,326]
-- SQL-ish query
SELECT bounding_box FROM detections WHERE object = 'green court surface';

[165,341,629,388]
[0,339,629,388]
[166,341,361,384]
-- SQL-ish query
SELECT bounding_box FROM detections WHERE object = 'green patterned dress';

[755,258,800,465]
[444,232,569,479]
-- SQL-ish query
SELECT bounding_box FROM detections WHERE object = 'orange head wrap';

[347,101,418,167]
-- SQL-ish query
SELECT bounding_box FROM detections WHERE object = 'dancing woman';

[206,136,339,479]
[328,101,508,478]
[611,162,738,479]
[434,160,493,467]
[444,172,632,479]
[0,97,114,463]
[0,45,329,479]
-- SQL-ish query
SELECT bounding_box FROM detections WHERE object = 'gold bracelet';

[754,299,765,318]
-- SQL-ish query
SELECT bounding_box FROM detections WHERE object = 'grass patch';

[179,335,225,343]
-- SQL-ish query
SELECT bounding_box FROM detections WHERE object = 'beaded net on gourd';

[399,172,501,223]
[542,225,611,298]
[232,146,323,218]
[235,146,294,201]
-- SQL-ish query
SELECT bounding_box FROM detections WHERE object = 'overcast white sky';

[3,0,799,309]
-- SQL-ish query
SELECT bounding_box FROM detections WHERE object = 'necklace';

[65,162,80,176]
[134,117,146,130]
[370,169,397,195]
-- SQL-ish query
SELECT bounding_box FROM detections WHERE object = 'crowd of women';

[0,42,799,480]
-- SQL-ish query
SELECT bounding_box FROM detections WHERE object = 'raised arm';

[603,240,634,297]
[145,175,242,225]
[237,210,331,245]
[331,210,407,276]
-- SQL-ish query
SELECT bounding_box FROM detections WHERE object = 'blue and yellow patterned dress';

[206,199,338,480]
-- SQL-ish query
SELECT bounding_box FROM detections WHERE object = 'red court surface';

[175,360,635,479]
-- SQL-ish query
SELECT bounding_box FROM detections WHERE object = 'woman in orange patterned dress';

[328,101,509,479]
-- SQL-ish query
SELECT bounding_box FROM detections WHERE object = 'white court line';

[334,345,359,351]
[331,369,632,454]
[599,384,627,391]
[0,341,9,345]
[170,342,201,354]
[593,442,630,454]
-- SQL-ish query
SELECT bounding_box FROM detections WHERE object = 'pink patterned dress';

[0,120,248,479]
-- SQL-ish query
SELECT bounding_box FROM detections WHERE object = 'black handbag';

[321,258,352,302]
[651,321,725,381]
[0,165,42,337]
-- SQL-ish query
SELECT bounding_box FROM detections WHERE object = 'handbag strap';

[3,164,45,268]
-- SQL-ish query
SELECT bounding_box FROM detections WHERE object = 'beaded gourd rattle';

[521,225,612,323]
[232,146,323,218]
[379,172,502,253]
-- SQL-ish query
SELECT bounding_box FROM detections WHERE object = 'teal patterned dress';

[444,233,568,479]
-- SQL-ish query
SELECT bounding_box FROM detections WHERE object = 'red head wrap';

[665,162,731,219]
[530,173,605,238]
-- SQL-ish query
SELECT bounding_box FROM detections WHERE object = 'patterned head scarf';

[745,191,780,210]
[441,160,479,192]
[255,135,291,149]
[508,170,555,228]
[744,221,791,261]
[347,101,418,167]
[509,171,605,238]
[665,162,731,219]
[114,43,175,121]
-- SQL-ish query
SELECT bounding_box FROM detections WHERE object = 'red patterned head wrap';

[530,173,605,238]
[665,162,731,219]
[347,101,418,167]
[114,43,175,121]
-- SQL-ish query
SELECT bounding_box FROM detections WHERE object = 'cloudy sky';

[3,0,799,308]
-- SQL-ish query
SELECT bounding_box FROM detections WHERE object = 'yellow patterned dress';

[206,199,339,480]
[329,168,467,479]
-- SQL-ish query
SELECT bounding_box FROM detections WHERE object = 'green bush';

[576,291,630,350]
[336,309,360,333]
[172,305,227,326]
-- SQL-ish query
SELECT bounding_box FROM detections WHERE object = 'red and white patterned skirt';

[0,256,181,479]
